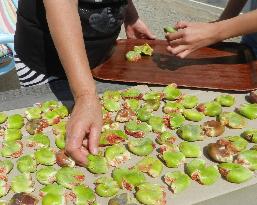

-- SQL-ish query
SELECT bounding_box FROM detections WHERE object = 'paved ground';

[120,0,223,39]
[196,0,251,11]
[196,0,229,8]
[0,0,245,92]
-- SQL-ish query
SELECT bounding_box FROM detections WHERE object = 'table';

[0,80,256,205]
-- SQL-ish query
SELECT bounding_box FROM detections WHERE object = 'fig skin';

[202,120,225,137]
[208,139,238,163]
[250,90,257,103]
[25,119,48,135]
[9,193,38,205]
[108,193,138,205]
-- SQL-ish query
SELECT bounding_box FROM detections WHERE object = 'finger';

[65,122,88,163]
[88,123,101,155]
[177,49,192,59]
[126,31,136,39]
[66,121,86,148]
[168,38,185,47]
[175,21,190,29]
[144,29,156,40]
[67,147,89,166]
[167,45,188,55]
[165,31,183,41]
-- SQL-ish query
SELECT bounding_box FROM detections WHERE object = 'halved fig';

[197,102,222,117]
[135,183,166,205]
[202,120,225,137]
[112,168,146,191]
[134,43,154,56]
[9,193,38,205]
[124,120,152,138]
[25,119,48,135]
[121,88,143,100]
[163,84,181,101]
[250,90,257,103]
[207,136,247,163]
[115,108,136,123]
[99,130,128,146]
[186,159,220,185]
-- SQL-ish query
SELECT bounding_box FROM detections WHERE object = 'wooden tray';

[92,39,257,91]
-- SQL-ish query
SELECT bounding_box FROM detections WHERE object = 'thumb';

[175,21,190,30]
[88,124,101,155]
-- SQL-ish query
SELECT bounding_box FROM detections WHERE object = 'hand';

[166,21,221,58]
[125,19,156,40]
[65,94,103,166]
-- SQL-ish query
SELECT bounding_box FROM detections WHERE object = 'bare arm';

[218,9,257,39]
[43,0,102,165]
[219,0,248,20]
[43,0,95,97]
[125,0,139,24]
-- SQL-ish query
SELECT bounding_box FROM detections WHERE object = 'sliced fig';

[250,90,257,103]
[25,119,48,135]
[9,193,38,205]
[115,108,136,123]
[202,120,225,137]
[207,137,245,163]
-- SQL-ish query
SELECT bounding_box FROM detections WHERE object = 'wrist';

[73,86,98,103]
[212,22,226,42]
[125,0,139,25]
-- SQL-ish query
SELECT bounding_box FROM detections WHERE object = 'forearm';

[219,0,248,20]
[43,0,96,101]
[125,0,139,24]
[216,9,257,40]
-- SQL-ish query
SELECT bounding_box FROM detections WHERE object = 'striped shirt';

[14,55,59,87]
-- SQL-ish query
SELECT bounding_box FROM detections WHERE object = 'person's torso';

[14,0,128,76]
[17,0,128,39]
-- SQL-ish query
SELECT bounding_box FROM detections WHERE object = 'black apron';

[14,0,128,78]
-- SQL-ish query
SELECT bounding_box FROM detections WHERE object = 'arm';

[219,0,248,20]
[217,9,257,39]
[125,0,139,25]
[166,9,257,58]
[43,0,102,165]
[124,0,155,39]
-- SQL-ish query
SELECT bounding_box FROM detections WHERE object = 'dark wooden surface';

[92,39,257,91]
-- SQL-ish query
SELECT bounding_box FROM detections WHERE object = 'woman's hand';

[65,94,103,166]
[166,21,221,58]
[125,18,156,40]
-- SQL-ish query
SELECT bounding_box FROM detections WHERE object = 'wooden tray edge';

[92,74,256,92]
